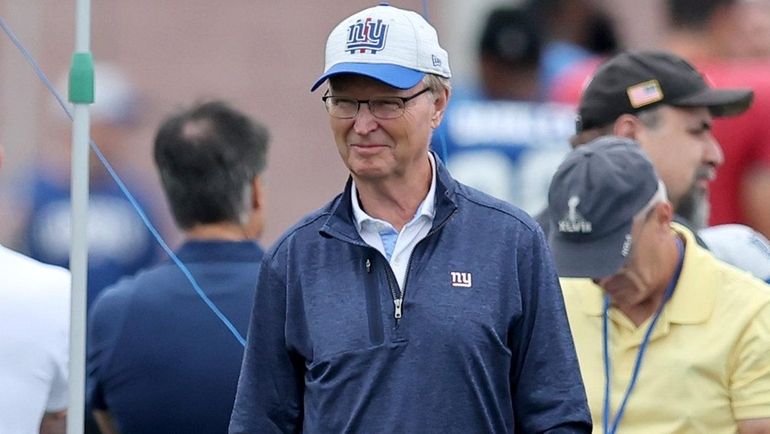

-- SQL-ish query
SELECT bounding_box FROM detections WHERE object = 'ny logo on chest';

[450,271,472,288]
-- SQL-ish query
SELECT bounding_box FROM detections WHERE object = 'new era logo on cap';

[346,17,389,54]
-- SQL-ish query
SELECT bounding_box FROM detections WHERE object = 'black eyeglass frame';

[321,87,432,119]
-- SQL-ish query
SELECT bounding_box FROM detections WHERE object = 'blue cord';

[602,237,685,433]
[421,0,430,21]
[602,300,611,434]
[0,16,246,347]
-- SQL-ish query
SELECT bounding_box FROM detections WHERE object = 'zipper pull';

[365,258,371,273]
[394,298,403,319]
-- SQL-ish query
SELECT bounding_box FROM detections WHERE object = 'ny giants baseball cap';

[547,136,664,278]
[311,3,451,92]
[577,51,754,132]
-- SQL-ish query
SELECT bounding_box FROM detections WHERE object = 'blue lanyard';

[602,237,685,434]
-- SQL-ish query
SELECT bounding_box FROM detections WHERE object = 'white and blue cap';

[547,136,664,279]
[310,3,451,92]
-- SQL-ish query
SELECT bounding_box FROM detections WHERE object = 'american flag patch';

[626,80,664,108]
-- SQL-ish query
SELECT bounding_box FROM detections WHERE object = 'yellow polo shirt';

[561,224,770,434]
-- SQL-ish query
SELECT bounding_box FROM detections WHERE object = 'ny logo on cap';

[558,196,593,233]
[346,17,389,54]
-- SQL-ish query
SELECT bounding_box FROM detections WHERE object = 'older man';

[230,4,591,434]
[547,136,770,434]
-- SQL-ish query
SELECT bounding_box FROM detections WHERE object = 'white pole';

[68,0,92,432]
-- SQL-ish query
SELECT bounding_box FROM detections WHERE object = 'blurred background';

[0,0,765,249]
[0,0,657,246]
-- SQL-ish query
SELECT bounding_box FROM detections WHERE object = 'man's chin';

[676,187,710,230]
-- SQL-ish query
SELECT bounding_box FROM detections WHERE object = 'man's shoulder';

[453,182,542,233]
[559,278,602,313]
[712,258,770,304]
[90,270,144,316]
[0,245,70,294]
[89,261,184,317]
[0,246,69,337]
[689,241,770,314]
[266,193,345,255]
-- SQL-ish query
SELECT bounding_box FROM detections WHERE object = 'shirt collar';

[351,153,437,233]
[173,239,264,264]
[580,223,716,325]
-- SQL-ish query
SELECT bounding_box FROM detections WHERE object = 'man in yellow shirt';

[547,136,770,434]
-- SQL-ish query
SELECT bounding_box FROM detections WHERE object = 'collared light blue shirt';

[351,153,437,290]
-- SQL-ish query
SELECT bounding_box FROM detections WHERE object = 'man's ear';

[251,175,263,211]
[246,175,266,240]
[653,200,675,232]
[431,87,451,129]
[613,114,641,139]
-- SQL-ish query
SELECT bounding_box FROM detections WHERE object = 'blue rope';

[0,16,246,347]
[602,303,611,434]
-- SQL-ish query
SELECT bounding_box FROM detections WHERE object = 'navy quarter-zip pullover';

[230,157,591,434]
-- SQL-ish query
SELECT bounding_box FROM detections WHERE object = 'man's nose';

[703,133,724,167]
[353,104,378,135]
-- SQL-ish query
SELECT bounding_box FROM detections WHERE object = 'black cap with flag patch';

[577,51,753,132]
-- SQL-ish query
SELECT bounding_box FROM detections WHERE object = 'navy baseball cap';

[577,51,754,131]
[311,4,451,91]
[547,136,663,278]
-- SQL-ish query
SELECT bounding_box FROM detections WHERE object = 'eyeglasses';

[322,87,432,119]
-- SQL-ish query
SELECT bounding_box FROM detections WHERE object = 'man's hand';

[738,418,770,434]
[39,410,65,434]
[93,409,121,434]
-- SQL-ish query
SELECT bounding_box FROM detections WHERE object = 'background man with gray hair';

[87,100,269,434]
[547,136,770,433]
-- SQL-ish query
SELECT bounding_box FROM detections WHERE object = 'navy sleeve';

[229,253,304,434]
[510,226,592,433]
[86,284,130,411]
